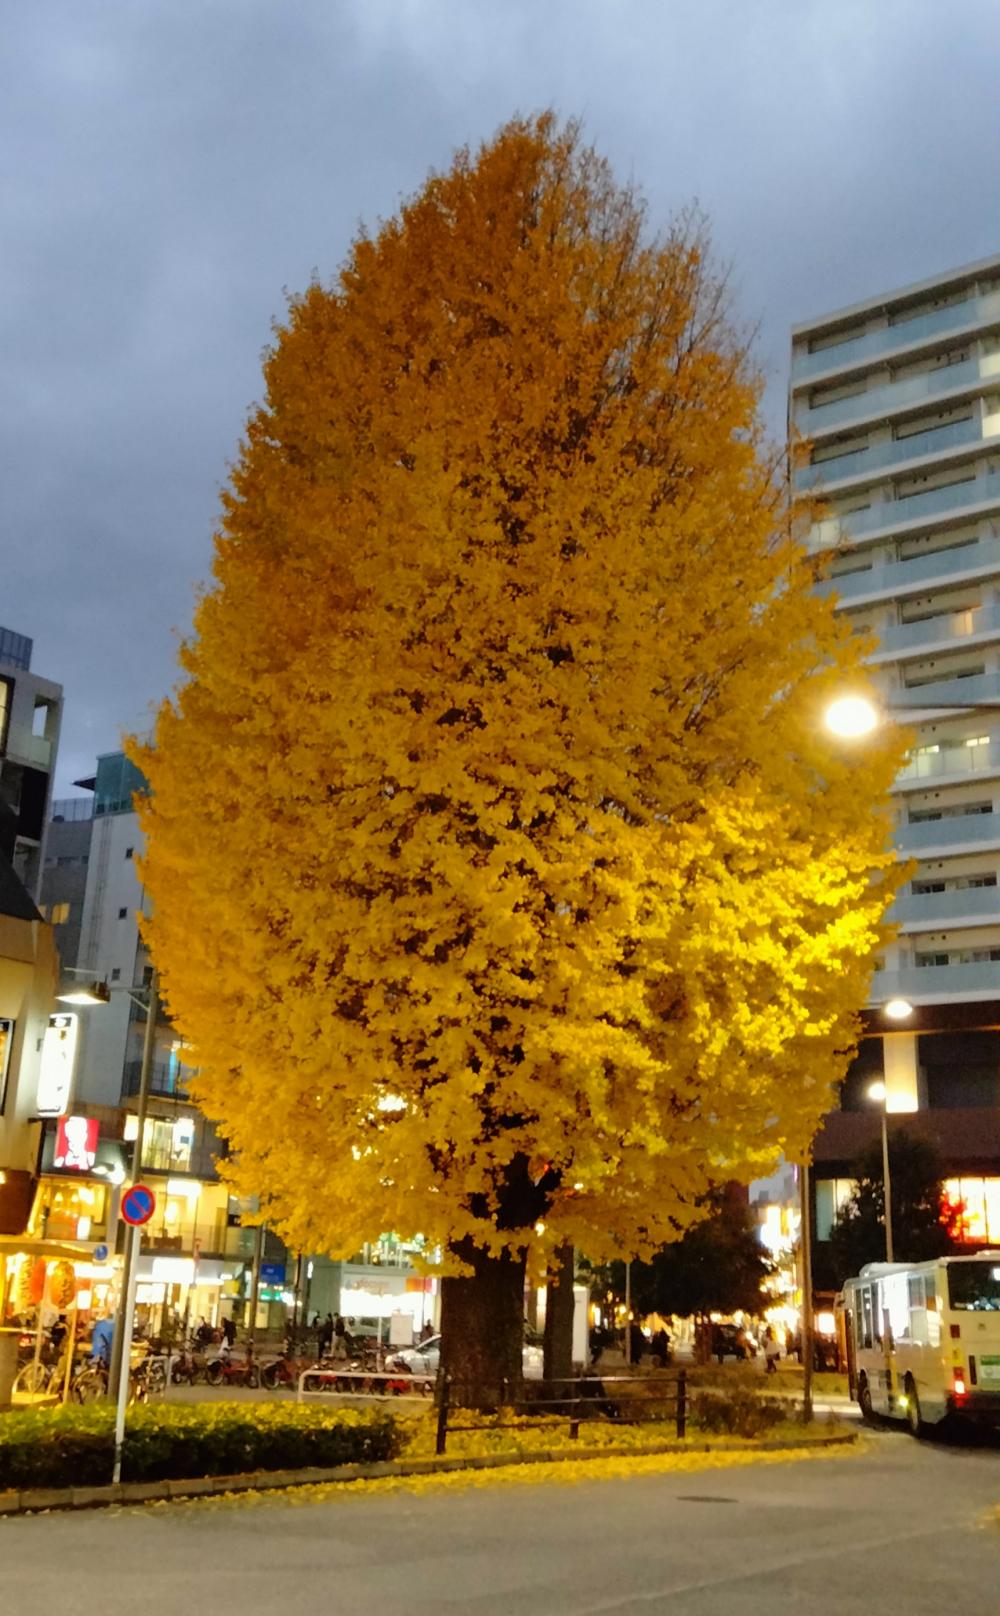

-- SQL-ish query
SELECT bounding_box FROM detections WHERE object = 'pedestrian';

[318,1313,334,1358]
[651,1326,670,1367]
[763,1326,781,1375]
[332,1312,347,1359]
[221,1315,236,1347]
[91,1310,115,1368]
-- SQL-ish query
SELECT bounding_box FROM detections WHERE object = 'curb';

[0,1431,857,1517]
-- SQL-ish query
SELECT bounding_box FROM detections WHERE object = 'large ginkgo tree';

[135,115,902,1397]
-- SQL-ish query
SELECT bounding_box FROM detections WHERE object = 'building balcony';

[816,537,1000,608]
[894,737,1000,793]
[886,883,1000,933]
[810,469,1000,551]
[896,812,1000,859]
[871,962,1000,1005]
[797,418,994,493]
[791,289,1000,386]
[891,669,1000,713]
[798,352,1000,437]
[122,1059,192,1101]
[868,603,1000,664]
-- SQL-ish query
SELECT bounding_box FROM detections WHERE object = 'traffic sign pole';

[108,967,159,1412]
[112,1223,141,1485]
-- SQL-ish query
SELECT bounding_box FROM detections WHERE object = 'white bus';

[840,1253,1000,1435]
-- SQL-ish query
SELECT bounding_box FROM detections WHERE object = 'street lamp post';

[868,1080,894,1263]
[798,1159,813,1423]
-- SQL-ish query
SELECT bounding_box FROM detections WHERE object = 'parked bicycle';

[204,1342,260,1388]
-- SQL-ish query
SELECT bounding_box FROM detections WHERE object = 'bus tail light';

[953,1372,967,1398]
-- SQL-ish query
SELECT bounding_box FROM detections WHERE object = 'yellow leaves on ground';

[157,1442,859,1513]
[134,114,904,1268]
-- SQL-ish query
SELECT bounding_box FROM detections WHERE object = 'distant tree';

[828,1130,961,1284]
[605,1192,769,1323]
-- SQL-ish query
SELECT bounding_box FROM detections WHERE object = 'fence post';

[676,1368,687,1440]
[569,1377,580,1441]
[435,1376,450,1456]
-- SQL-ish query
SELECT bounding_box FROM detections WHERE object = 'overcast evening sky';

[4,1,1000,794]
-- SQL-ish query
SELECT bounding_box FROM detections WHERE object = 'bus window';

[860,1284,874,1349]
[908,1275,928,1345]
[947,1261,1000,1312]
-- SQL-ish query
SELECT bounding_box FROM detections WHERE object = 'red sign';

[54,1115,99,1171]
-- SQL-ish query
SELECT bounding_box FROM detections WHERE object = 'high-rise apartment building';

[789,255,1000,1278]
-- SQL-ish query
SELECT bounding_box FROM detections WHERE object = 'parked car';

[711,1323,753,1363]
[389,1333,544,1380]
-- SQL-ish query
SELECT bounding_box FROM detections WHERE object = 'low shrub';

[0,1402,402,1490]
[690,1387,791,1439]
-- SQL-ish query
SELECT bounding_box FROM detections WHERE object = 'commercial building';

[0,624,62,901]
[788,254,1000,1285]
[0,856,60,1248]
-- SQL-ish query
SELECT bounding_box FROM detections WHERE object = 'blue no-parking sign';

[121,1183,156,1226]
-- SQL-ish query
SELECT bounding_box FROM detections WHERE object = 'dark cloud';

[4,1,999,791]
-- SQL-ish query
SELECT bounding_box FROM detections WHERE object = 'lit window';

[945,1177,1000,1241]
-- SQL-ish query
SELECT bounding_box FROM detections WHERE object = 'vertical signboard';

[36,1012,79,1117]
[0,1016,12,1113]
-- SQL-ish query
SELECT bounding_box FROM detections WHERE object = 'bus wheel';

[904,1376,924,1438]
[858,1373,875,1424]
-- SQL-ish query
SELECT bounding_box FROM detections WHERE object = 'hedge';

[0,1402,402,1489]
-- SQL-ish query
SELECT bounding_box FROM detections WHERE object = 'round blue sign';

[120,1184,156,1226]
[93,1243,109,1263]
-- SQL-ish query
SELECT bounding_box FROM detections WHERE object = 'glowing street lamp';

[883,997,914,1022]
[824,694,880,739]
[824,690,1000,739]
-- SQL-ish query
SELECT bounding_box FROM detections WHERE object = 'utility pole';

[109,966,158,1403]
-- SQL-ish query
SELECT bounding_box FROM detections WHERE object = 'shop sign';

[0,1016,13,1112]
[260,1262,286,1284]
[36,1013,79,1117]
[54,1115,100,1171]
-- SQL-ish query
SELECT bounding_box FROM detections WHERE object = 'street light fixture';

[824,691,1000,738]
[883,997,914,1022]
[56,981,111,1007]
[867,1080,894,1263]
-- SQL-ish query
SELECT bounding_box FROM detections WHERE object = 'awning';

[0,1236,93,1262]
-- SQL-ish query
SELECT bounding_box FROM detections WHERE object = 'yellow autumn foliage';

[134,115,903,1271]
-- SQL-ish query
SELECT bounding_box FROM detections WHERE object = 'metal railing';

[432,1371,688,1454]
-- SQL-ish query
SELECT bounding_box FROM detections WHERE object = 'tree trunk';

[439,1239,527,1409]
[542,1243,575,1385]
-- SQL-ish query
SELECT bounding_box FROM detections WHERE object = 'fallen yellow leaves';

[159,1441,857,1514]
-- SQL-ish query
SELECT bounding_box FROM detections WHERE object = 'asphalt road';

[2,1433,998,1615]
